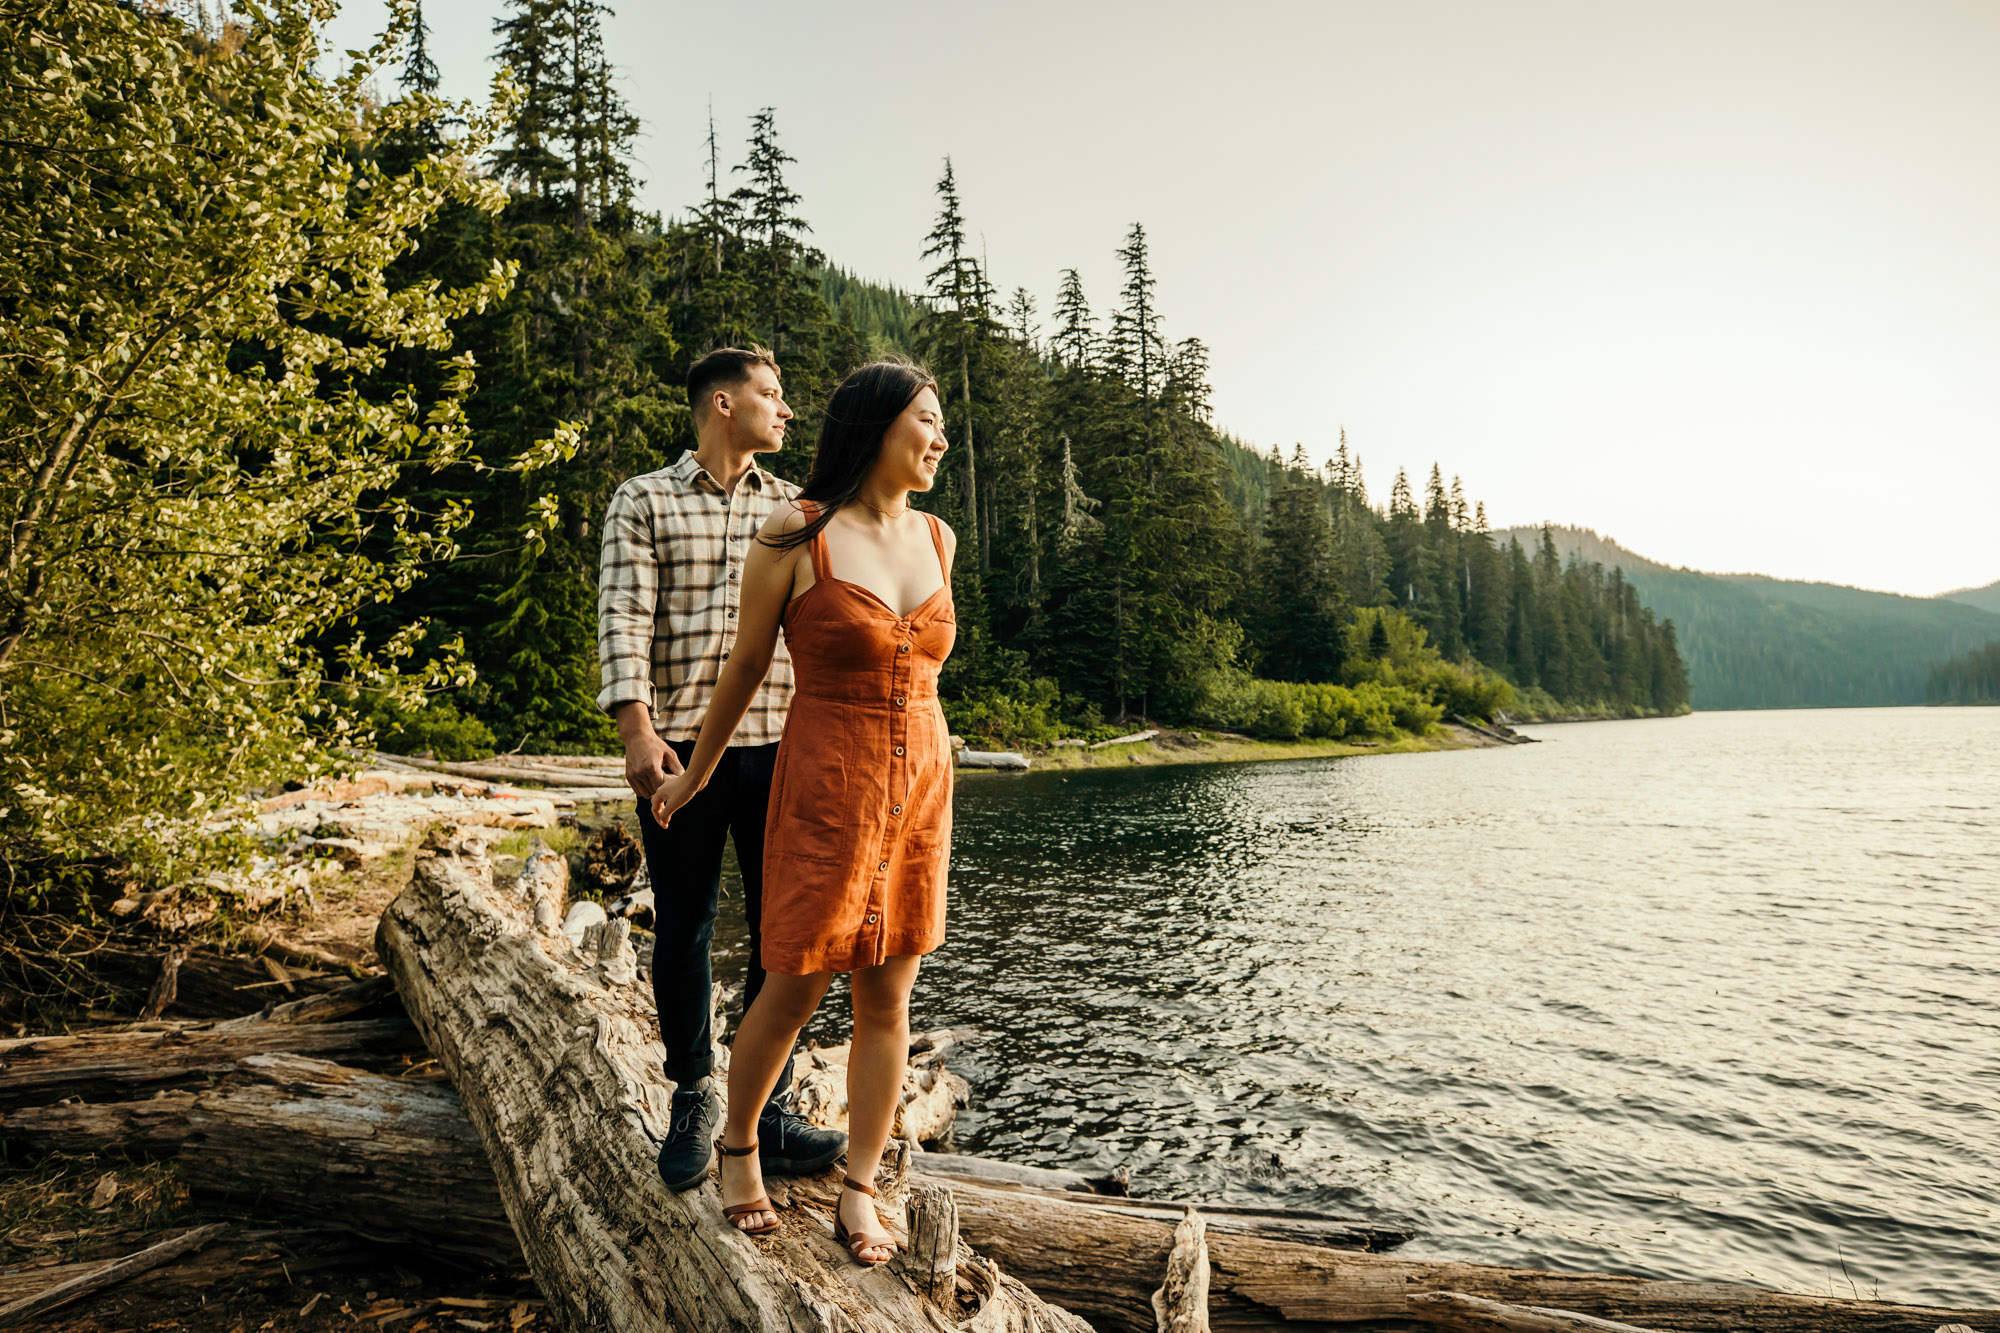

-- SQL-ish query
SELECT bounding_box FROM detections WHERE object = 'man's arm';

[596,486,684,798]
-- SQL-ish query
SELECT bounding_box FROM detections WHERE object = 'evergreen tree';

[731,108,825,362]
[1051,268,1095,369]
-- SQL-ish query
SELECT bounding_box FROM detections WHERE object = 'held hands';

[620,720,685,800]
[649,770,698,829]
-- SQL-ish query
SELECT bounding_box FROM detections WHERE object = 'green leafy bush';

[943,677,1106,749]
[364,694,498,762]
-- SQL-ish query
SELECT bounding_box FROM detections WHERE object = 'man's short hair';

[687,346,780,422]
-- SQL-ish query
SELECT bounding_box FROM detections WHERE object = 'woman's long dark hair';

[762,356,939,552]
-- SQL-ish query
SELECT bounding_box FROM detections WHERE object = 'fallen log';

[0,1227,438,1311]
[1410,1292,1660,1331]
[8,1049,1991,1333]
[376,829,1092,1332]
[944,1179,2000,1332]
[1,1053,518,1265]
[0,1018,423,1112]
[0,1222,226,1327]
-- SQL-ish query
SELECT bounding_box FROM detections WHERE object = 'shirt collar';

[672,449,769,495]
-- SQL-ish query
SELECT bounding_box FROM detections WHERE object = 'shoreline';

[959,722,1511,776]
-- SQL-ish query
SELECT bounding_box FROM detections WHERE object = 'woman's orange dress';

[759,510,957,974]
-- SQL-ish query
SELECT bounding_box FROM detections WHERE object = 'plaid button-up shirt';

[595,451,800,745]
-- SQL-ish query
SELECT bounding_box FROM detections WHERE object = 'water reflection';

[719,708,1999,1305]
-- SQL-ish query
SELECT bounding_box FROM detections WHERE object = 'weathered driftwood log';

[0,1227,411,1311]
[0,1053,519,1265]
[0,1017,422,1111]
[1409,1291,1661,1332]
[376,830,1092,1333]
[1151,1206,1210,1333]
[789,1033,972,1143]
[944,1179,2000,1332]
[9,1052,1993,1333]
[0,1223,226,1327]
[911,1157,1407,1252]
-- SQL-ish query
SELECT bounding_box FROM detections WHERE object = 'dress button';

[893,746,904,756]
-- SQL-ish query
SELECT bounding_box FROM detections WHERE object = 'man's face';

[719,363,792,453]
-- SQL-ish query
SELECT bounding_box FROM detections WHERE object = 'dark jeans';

[636,739,793,1099]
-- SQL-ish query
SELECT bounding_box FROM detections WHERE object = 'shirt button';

[876,862,888,873]
[727,609,737,618]
[891,804,902,815]
[866,912,879,924]
[897,643,911,654]
[893,746,904,756]
[893,696,906,708]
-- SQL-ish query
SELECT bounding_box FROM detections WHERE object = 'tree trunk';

[8,1046,1988,1333]
[374,829,1091,1332]
[0,1017,421,1112]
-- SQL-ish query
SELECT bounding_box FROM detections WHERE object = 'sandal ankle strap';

[842,1176,878,1198]
[716,1138,759,1157]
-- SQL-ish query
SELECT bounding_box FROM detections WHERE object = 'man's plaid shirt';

[595,451,800,745]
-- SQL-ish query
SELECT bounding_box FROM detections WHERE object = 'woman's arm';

[649,506,805,826]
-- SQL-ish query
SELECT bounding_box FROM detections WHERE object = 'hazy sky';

[324,0,2000,597]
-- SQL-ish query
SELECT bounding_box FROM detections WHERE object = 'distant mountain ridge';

[1938,579,2000,616]
[1493,527,2000,710]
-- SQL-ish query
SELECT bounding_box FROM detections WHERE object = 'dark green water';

[720,707,1997,1306]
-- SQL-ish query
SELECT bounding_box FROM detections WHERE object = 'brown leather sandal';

[716,1139,779,1237]
[832,1176,897,1266]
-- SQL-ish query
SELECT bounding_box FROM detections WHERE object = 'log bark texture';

[1408,1292,1661,1331]
[0,1053,518,1265]
[7,1049,1992,1333]
[375,831,1092,1333]
[0,1018,422,1111]
[0,1223,225,1327]
[944,1179,1999,1333]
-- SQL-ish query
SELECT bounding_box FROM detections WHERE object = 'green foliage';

[361,693,498,761]
[1192,670,1435,741]
[942,677,1097,750]
[0,0,575,882]
[1501,526,2000,710]
[1927,640,2000,705]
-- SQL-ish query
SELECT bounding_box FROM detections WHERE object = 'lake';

[872,707,1995,1307]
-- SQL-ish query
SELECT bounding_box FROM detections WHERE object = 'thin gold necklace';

[859,496,909,518]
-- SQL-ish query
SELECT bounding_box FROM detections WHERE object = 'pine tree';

[731,108,824,360]
[1107,223,1165,406]
[402,0,441,95]
[1051,268,1095,369]
[1253,447,1347,681]
[919,158,995,566]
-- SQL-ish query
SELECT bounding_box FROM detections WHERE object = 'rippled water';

[718,707,1998,1305]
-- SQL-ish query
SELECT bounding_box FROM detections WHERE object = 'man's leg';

[637,741,737,1190]
[725,742,793,1096]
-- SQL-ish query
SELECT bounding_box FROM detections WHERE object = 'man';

[596,346,846,1191]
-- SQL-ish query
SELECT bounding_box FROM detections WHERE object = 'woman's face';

[877,385,948,493]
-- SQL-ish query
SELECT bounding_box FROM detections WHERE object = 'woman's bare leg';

[841,955,921,1259]
[719,969,832,1230]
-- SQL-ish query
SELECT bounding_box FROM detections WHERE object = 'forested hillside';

[355,0,1688,756]
[1938,580,2000,616]
[1500,528,2000,709]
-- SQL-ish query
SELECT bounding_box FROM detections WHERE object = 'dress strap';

[802,502,831,583]
[922,512,950,584]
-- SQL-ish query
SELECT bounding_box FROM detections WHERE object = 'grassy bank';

[960,723,1505,775]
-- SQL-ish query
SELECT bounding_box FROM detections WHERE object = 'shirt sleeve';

[595,484,657,716]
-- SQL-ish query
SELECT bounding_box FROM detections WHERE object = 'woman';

[648,357,955,1266]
